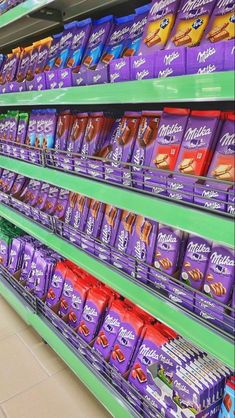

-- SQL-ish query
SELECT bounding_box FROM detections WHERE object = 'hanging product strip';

[0,170,234,343]
[0,218,233,418]
[0,107,234,217]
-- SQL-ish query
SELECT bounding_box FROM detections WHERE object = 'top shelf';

[0,72,234,105]
[0,0,129,49]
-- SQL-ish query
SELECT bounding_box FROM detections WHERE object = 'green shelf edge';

[0,72,234,105]
[0,280,133,418]
[0,155,234,247]
[0,203,234,369]
[0,0,54,29]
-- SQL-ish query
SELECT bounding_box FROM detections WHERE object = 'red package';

[59,269,78,318]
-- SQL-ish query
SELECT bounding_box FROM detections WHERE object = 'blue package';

[123,4,151,57]
[54,22,78,69]
[66,18,92,68]
[45,33,62,71]
[82,15,114,69]
[40,109,57,148]
[99,14,134,66]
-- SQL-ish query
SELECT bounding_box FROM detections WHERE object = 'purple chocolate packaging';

[81,200,105,254]
[46,262,67,308]
[202,0,235,45]
[13,112,29,158]
[66,113,89,172]
[187,42,225,75]
[11,175,28,197]
[139,0,180,55]
[22,110,38,161]
[194,180,231,212]
[131,111,162,189]
[81,15,114,70]
[45,33,62,72]
[227,188,235,215]
[109,57,131,83]
[123,4,150,57]
[53,189,70,220]
[131,55,155,80]
[224,39,235,71]
[203,244,235,305]
[180,235,212,290]
[166,0,217,50]
[43,186,60,216]
[95,205,122,263]
[26,44,39,81]
[155,47,186,78]
[66,19,92,68]
[54,22,78,70]
[112,211,137,272]
[34,256,55,298]
[58,271,76,318]
[16,48,32,82]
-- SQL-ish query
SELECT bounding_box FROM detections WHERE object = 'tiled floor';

[0,295,111,418]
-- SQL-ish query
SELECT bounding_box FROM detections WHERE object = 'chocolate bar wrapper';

[44,33,62,72]
[95,205,122,262]
[110,310,144,375]
[54,111,74,168]
[13,112,29,158]
[72,66,88,86]
[66,19,92,68]
[16,47,32,82]
[11,175,28,197]
[46,261,67,308]
[166,0,217,49]
[168,280,194,312]
[69,195,90,246]
[81,15,114,70]
[227,187,235,215]
[202,0,235,44]
[167,174,197,203]
[0,237,11,267]
[131,111,162,189]
[155,47,186,78]
[58,270,77,318]
[98,15,134,69]
[109,57,131,83]
[203,244,235,305]
[139,0,180,55]
[78,288,109,344]
[187,42,225,75]
[105,112,141,185]
[26,43,40,81]
[43,186,60,216]
[34,256,56,298]
[86,66,109,85]
[224,39,235,71]
[131,55,155,80]
[68,281,90,330]
[180,235,211,290]
[35,37,52,74]
[112,210,137,269]
[65,113,89,171]
[173,367,204,413]
[22,110,38,161]
[194,181,231,212]
[219,377,235,418]
[111,251,135,276]
[176,110,221,177]
[123,4,150,57]
[81,200,105,253]
[54,22,78,70]
[194,293,228,330]
[54,189,70,220]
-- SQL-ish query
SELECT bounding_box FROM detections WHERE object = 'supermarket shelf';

[0,278,134,418]
[0,72,234,105]
[0,155,234,247]
[0,202,234,369]
[0,0,130,49]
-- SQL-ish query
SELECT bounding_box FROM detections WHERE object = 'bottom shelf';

[0,278,136,418]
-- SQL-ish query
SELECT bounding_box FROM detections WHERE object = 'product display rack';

[0,155,234,247]
[0,72,234,105]
[0,202,234,369]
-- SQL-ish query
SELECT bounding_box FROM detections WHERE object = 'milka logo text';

[119,327,135,340]
[105,315,120,328]
[184,126,211,141]
[174,380,190,394]
[89,28,105,45]
[139,344,159,360]
[187,242,210,253]
[197,47,216,63]
[164,51,180,65]
[158,232,177,243]
[220,133,235,147]
[151,0,175,14]
[158,123,183,137]
[83,305,98,317]
[210,252,235,266]
[182,0,213,13]
[218,0,235,8]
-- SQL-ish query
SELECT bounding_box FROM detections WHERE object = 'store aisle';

[0,296,111,418]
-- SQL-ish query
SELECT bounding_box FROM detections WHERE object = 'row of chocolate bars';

[0,169,234,332]
[0,218,233,418]
[1,107,234,214]
[0,0,23,16]
[0,0,234,93]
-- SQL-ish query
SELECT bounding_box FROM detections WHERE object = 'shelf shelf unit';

[0,72,234,105]
[0,202,233,369]
[0,155,233,247]
[0,277,135,418]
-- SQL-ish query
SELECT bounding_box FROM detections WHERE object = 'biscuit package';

[203,244,235,305]
[139,0,180,55]
[180,235,212,290]
[176,110,221,176]
[166,0,217,49]
[203,0,235,44]
[82,15,114,69]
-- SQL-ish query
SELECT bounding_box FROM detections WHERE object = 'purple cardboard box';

[95,205,122,263]
[33,73,47,91]
[168,280,195,311]
[131,111,162,190]
[72,67,88,86]
[194,293,226,329]
[227,188,235,215]
[45,70,58,90]
[194,181,231,212]
[130,216,158,283]
[180,235,211,291]
[155,47,186,78]
[57,68,72,88]
[109,57,131,83]
[131,55,155,80]
[86,66,109,85]
[202,244,235,306]
[105,112,141,185]
[139,0,180,55]
[187,42,225,75]
[167,174,196,203]
[26,79,35,91]
[224,39,235,71]
[166,0,217,50]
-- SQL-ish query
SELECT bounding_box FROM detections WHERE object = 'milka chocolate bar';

[203,0,234,44]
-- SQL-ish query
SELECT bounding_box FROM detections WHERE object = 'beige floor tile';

[0,407,5,418]
[0,297,28,341]
[0,334,48,403]
[2,368,111,418]
[18,328,65,376]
